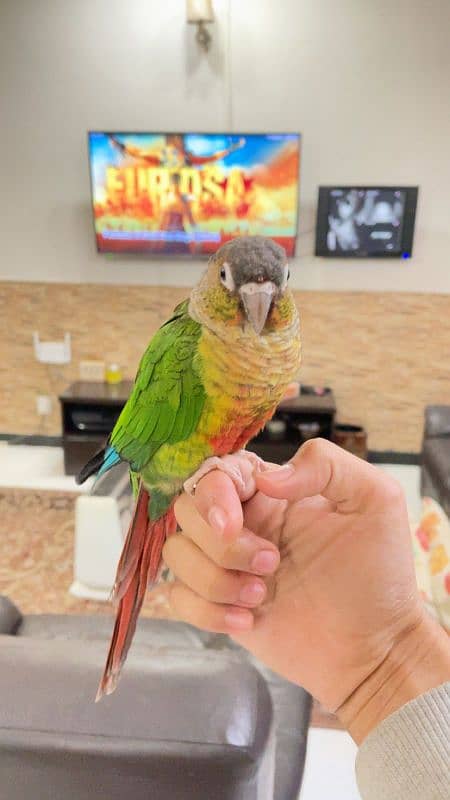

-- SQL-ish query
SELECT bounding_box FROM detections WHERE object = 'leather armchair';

[421,405,450,515]
[0,596,311,800]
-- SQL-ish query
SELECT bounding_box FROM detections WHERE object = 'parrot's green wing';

[109,299,206,472]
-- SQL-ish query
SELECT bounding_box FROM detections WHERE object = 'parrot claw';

[235,449,266,471]
[183,451,265,497]
[184,456,246,496]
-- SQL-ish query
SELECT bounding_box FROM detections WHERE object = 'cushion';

[412,497,450,632]
[17,615,214,649]
[0,636,273,800]
[424,405,450,438]
[0,595,22,634]
[422,439,450,490]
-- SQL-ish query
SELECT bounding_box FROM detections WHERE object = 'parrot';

[76,235,301,700]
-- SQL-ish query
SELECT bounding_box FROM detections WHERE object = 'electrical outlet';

[36,395,52,416]
[79,360,105,381]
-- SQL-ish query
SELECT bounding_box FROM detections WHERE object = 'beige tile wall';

[1,281,448,451]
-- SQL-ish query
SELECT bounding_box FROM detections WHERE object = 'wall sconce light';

[187,0,214,52]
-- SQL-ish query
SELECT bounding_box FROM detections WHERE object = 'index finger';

[174,483,280,576]
[189,450,263,537]
[190,469,244,540]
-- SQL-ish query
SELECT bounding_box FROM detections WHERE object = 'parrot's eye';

[219,262,235,292]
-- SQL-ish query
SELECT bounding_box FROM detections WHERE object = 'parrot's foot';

[184,456,246,496]
[234,449,266,471]
[183,451,265,497]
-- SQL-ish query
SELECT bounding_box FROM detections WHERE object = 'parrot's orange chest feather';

[194,305,301,455]
[209,410,275,454]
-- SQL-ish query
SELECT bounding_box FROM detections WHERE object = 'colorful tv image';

[88,132,301,256]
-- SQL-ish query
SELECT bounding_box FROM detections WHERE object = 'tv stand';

[60,382,336,475]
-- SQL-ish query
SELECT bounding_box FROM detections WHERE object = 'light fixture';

[187,0,214,52]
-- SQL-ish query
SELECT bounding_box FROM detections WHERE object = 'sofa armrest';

[0,595,22,634]
[0,636,274,800]
[424,406,450,439]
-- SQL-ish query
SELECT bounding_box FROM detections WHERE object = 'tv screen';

[88,132,301,256]
[315,186,418,258]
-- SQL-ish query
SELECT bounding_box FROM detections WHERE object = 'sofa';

[421,405,450,515]
[0,595,311,800]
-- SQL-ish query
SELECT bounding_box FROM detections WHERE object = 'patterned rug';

[0,488,165,619]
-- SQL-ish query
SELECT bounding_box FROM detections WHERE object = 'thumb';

[255,438,395,514]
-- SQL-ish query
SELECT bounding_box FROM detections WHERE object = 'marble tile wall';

[1,281,448,451]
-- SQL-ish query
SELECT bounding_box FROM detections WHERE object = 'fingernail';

[239,580,266,605]
[251,550,279,574]
[263,463,295,482]
[224,608,254,630]
[208,506,227,533]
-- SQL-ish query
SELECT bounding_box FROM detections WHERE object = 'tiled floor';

[300,729,360,800]
[0,443,423,800]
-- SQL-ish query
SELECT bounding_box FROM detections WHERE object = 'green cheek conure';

[77,235,301,700]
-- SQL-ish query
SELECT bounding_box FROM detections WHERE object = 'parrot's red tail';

[95,485,177,702]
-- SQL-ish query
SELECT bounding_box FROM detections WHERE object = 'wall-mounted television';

[315,186,418,258]
[88,132,301,257]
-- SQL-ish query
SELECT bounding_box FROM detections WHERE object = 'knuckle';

[300,437,328,459]
[377,475,404,504]
[212,541,235,569]
[202,571,223,601]
[220,549,238,570]
[220,545,250,573]
[203,569,235,603]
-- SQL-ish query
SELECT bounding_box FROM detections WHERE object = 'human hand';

[154,440,450,741]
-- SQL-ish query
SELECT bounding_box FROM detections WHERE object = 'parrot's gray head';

[211,236,290,334]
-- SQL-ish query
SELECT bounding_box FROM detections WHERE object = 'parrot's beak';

[239,281,276,334]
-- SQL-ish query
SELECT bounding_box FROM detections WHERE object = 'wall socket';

[79,360,105,381]
[36,394,52,416]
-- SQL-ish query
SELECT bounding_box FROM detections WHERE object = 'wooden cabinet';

[59,381,133,475]
[60,382,336,475]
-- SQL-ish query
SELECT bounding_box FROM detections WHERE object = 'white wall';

[0,0,449,292]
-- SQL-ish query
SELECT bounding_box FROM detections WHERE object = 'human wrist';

[337,611,450,744]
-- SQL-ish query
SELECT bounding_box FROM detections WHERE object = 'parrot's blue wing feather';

[97,445,121,477]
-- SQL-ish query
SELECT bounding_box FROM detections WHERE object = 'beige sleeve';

[356,682,450,800]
